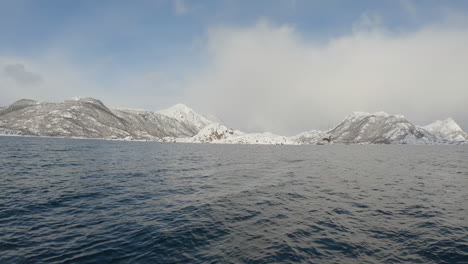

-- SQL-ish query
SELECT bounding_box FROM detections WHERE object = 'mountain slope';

[167,123,295,145]
[157,103,214,133]
[324,112,435,144]
[291,130,327,144]
[1,97,466,144]
[422,118,467,142]
[0,98,209,140]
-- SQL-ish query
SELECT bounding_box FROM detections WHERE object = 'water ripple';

[0,137,467,263]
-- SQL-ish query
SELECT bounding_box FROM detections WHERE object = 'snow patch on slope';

[164,123,296,145]
[1,97,466,145]
[422,118,467,141]
[328,111,431,144]
[158,103,214,131]
[423,118,463,133]
[291,130,327,144]
[0,98,210,140]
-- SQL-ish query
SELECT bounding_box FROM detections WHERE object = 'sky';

[1,0,468,135]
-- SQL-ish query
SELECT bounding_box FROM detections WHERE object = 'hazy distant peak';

[157,103,197,120]
[68,97,107,109]
[346,111,410,122]
[348,111,393,118]
[168,104,223,124]
[423,118,463,134]
[10,99,38,107]
[70,96,91,101]
[165,103,223,124]
[159,103,193,114]
[70,96,103,103]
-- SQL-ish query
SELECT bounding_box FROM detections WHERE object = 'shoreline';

[1,134,466,146]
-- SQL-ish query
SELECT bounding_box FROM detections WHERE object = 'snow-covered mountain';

[325,111,434,144]
[291,112,468,145]
[164,123,295,145]
[157,103,215,132]
[291,130,327,145]
[0,97,466,144]
[0,97,214,140]
[422,118,467,142]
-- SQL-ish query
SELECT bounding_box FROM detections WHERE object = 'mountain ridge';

[0,98,466,145]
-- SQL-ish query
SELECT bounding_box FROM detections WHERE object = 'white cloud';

[0,56,101,106]
[2,11,468,135]
[0,54,185,112]
[184,19,468,135]
[3,63,43,86]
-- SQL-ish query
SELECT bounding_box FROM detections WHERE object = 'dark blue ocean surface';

[0,136,467,264]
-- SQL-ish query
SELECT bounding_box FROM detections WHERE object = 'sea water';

[0,136,467,263]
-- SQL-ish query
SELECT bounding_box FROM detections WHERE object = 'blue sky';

[1,0,468,134]
[2,0,464,65]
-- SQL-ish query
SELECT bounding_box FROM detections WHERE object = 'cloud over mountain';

[185,18,468,135]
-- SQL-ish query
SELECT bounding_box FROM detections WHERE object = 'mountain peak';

[440,117,460,128]
[344,111,409,123]
[158,103,214,131]
[348,111,393,118]
[10,99,38,107]
[69,97,107,109]
[70,96,101,103]
[1,97,465,144]
[423,118,463,133]
[162,103,194,113]
[330,110,423,144]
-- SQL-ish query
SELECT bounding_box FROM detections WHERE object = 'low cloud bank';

[1,15,467,134]
[186,18,468,135]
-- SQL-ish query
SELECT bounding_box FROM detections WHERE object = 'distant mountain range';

[0,97,466,145]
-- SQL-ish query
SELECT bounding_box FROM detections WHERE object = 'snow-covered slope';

[324,112,435,144]
[0,98,209,140]
[422,118,467,142]
[291,130,327,144]
[168,123,239,143]
[1,97,466,144]
[163,123,295,145]
[157,104,215,132]
[111,108,198,139]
